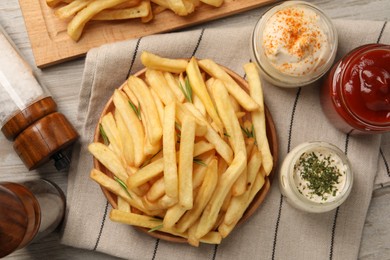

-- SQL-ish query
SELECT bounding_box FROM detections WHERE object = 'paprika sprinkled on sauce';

[262,6,329,76]
[251,1,337,87]
[321,44,390,134]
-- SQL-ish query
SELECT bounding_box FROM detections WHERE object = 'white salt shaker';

[0,25,79,170]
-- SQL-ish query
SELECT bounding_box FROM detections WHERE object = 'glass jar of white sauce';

[250,1,338,88]
[279,142,353,213]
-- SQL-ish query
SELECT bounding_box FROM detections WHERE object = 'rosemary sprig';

[141,149,162,168]
[224,132,230,138]
[128,100,141,120]
[148,224,163,233]
[114,176,132,198]
[179,77,193,103]
[99,123,110,145]
[241,125,255,139]
[193,157,207,167]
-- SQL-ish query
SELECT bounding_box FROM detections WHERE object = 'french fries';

[47,0,228,41]
[89,54,274,246]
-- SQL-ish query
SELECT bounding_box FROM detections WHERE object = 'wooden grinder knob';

[1,97,79,170]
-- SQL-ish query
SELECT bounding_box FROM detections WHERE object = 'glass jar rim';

[286,141,353,209]
[251,1,338,87]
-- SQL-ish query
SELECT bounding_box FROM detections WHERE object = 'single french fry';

[187,220,200,247]
[146,177,165,201]
[117,196,131,212]
[186,57,223,134]
[100,112,122,159]
[164,72,186,102]
[67,0,130,41]
[166,0,188,15]
[213,79,247,196]
[113,89,145,167]
[111,0,141,9]
[46,0,73,8]
[198,59,259,111]
[192,150,215,190]
[223,148,262,225]
[55,0,92,19]
[128,76,162,145]
[163,203,187,228]
[200,0,224,7]
[163,102,178,198]
[141,0,154,23]
[88,143,128,182]
[178,115,196,209]
[150,88,165,124]
[114,110,135,166]
[195,151,246,239]
[141,51,188,73]
[92,1,150,20]
[176,158,218,233]
[145,69,176,105]
[193,93,206,117]
[244,63,273,175]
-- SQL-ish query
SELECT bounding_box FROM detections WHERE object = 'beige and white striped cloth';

[61,16,390,260]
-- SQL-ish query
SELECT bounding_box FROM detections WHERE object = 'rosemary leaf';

[114,176,132,198]
[193,158,207,167]
[99,123,110,145]
[128,100,141,120]
[148,224,163,233]
[224,132,231,138]
[141,149,162,168]
[240,125,255,138]
[179,78,193,103]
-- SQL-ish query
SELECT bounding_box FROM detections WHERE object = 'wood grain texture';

[19,0,275,68]
[0,0,389,259]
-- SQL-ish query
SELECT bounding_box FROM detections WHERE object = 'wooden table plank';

[19,0,275,68]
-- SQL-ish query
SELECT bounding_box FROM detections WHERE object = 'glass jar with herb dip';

[250,1,338,88]
[279,142,353,213]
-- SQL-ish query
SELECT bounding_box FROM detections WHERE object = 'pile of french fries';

[89,51,273,246]
[46,0,226,41]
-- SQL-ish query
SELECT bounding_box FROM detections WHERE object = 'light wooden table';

[0,1,389,259]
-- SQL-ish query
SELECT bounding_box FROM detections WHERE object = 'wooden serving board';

[18,0,275,68]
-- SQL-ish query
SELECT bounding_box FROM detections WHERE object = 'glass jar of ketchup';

[321,44,390,134]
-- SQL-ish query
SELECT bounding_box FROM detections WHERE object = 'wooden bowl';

[93,65,278,243]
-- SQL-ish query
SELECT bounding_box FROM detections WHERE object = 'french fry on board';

[67,0,130,41]
[91,1,150,20]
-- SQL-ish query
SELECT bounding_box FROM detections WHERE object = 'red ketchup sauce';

[321,44,390,134]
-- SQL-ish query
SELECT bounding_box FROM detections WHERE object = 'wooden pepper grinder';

[0,26,79,170]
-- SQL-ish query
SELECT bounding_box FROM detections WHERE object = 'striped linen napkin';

[61,18,390,260]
